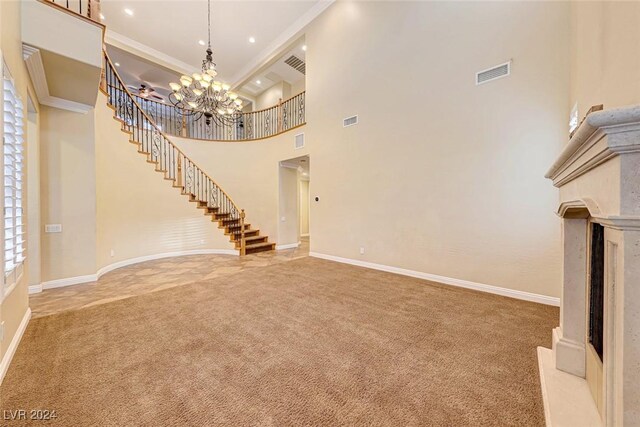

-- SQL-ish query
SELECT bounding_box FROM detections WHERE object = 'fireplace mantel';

[539,104,640,427]
[546,105,640,188]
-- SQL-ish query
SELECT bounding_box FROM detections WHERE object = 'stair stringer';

[94,91,235,269]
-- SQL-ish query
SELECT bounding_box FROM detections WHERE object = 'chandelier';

[168,0,243,126]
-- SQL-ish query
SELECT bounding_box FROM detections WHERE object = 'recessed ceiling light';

[100,13,105,20]
[256,80,261,85]
[115,62,120,67]
[249,37,256,43]
[198,40,205,46]
[302,45,307,51]
[124,8,134,16]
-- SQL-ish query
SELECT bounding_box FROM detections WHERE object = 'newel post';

[176,155,183,188]
[277,98,283,133]
[240,209,246,256]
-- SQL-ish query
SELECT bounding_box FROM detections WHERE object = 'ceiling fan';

[127,83,163,101]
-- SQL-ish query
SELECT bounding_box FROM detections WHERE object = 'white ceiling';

[241,41,306,96]
[100,0,320,83]
[106,44,179,100]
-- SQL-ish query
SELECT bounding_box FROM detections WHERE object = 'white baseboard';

[95,249,237,277]
[28,284,43,294]
[309,252,560,306]
[276,243,300,250]
[41,274,98,291]
[0,308,31,385]
[28,249,239,295]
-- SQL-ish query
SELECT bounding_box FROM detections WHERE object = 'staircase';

[100,52,275,255]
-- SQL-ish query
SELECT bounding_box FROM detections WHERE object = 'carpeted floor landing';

[1,257,558,426]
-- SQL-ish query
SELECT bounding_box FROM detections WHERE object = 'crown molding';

[230,0,334,89]
[105,30,196,76]
[22,45,93,114]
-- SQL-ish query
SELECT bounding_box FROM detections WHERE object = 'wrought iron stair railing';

[43,0,98,21]
[102,51,256,255]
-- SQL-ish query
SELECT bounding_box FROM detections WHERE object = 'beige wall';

[291,79,305,97]
[570,1,640,113]
[94,93,231,270]
[27,111,40,286]
[173,128,308,248]
[0,0,32,374]
[174,1,569,298]
[302,1,569,297]
[256,81,291,110]
[300,179,309,236]
[40,105,97,281]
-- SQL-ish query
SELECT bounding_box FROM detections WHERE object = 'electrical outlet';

[45,224,62,233]
[0,321,4,342]
[360,247,365,255]
[281,216,286,222]
[110,249,115,257]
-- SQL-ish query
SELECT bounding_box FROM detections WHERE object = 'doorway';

[278,155,310,251]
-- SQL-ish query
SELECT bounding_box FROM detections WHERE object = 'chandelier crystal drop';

[168,0,243,126]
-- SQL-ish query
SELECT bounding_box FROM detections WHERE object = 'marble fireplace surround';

[539,105,640,427]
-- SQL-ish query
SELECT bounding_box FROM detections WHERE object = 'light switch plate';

[45,224,62,233]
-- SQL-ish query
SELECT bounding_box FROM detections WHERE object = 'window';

[3,61,25,296]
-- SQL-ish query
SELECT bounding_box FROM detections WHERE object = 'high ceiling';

[106,44,180,101]
[100,0,320,83]
[240,41,306,96]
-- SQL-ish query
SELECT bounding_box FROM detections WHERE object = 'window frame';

[2,57,26,301]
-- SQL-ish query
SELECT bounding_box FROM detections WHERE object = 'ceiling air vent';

[285,55,306,75]
[343,115,358,127]
[294,133,305,149]
[476,61,511,85]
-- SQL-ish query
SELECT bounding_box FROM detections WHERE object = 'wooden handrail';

[39,0,105,30]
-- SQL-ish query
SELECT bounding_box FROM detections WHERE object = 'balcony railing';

[125,91,305,142]
[43,0,99,21]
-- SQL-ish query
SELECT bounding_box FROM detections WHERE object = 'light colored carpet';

[1,257,557,426]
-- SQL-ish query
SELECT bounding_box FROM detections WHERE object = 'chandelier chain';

[167,0,243,126]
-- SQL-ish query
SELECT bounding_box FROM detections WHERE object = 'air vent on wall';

[476,61,511,85]
[343,115,358,127]
[294,133,305,149]
[285,55,306,75]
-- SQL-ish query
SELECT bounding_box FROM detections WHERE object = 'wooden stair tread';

[103,94,274,256]
[236,235,266,243]
[230,230,259,240]
[245,242,275,249]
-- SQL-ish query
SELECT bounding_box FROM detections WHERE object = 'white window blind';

[3,62,25,293]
